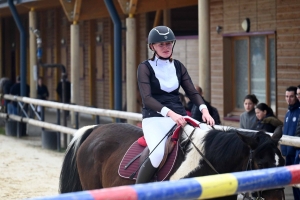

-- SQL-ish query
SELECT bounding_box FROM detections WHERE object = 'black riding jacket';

[137,59,205,119]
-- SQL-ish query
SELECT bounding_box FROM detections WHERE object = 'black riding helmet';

[148,26,176,60]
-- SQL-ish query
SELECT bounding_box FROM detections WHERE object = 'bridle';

[180,126,219,174]
[182,126,285,200]
[241,149,285,200]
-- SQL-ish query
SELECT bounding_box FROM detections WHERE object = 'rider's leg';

[136,117,176,184]
[136,158,157,184]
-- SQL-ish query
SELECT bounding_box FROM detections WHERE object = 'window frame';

[223,32,276,116]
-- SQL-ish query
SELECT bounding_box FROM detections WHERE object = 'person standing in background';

[8,76,30,115]
[294,85,300,166]
[240,94,259,130]
[254,103,283,133]
[37,77,49,114]
[1,78,13,113]
[281,86,300,199]
[297,84,300,102]
[191,85,221,125]
[56,75,71,104]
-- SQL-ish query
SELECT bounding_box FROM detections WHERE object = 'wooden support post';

[70,22,80,127]
[198,0,211,101]
[29,8,37,98]
[163,9,171,27]
[153,10,162,28]
[59,0,74,21]
[89,20,96,107]
[54,9,61,101]
[126,17,137,124]
[73,0,82,22]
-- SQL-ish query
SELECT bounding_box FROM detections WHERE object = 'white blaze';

[275,154,280,166]
[170,125,209,180]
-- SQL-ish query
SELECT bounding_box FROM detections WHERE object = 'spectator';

[281,86,300,199]
[254,103,283,133]
[1,77,13,113]
[191,85,221,125]
[184,94,193,112]
[37,77,49,100]
[297,84,300,102]
[8,76,30,115]
[56,76,71,104]
[240,94,258,130]
[37,77,49,114]
[179,93,191,116]
[295,85,300,163]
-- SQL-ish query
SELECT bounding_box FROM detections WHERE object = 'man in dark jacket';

[2,78,13,113]
[191,85,221,125]
[8,76,30,115]
[56,76,71,104]
[37,77,49,114]
[281,86,300,199]
[296,85,300,138]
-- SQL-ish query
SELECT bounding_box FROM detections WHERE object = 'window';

[224,34,276,115]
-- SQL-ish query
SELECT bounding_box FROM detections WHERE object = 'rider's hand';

[201,108,215,126]
[167,110,186,127]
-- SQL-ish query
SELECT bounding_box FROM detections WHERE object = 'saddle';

[118,117,201,181]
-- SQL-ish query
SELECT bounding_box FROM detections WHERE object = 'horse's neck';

[170,125,208,181]
[181,124,209,142]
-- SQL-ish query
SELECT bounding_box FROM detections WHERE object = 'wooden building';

[0,0,299,127]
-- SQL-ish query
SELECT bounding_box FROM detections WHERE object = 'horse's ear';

[272,125,283,141]
[236,131,259,149]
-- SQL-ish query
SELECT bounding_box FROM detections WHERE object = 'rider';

[136,26,215,184]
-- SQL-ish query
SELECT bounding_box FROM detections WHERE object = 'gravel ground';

[0,134,64,200]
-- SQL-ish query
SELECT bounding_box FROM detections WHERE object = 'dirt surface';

[0,134,64,200]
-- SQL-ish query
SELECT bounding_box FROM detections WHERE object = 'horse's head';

[237,126,285,169]
[237,125,285,200]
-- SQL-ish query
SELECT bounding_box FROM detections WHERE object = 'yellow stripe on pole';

[195,174,238,199]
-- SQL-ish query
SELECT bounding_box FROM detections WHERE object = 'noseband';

[242,149,285,200]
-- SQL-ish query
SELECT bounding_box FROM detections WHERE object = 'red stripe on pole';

[89,186,138,200]
[286,165,300,185]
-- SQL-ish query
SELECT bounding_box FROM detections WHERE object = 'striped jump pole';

[30,165,300,200]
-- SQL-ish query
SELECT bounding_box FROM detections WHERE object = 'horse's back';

[79,123,143,157]
[92,123,143,141]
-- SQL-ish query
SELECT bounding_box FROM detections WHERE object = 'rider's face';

[151,42,173,58]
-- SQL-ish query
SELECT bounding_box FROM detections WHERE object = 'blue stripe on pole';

[29,191,94,200]
[234,167,292,192]
[133,178,202,200]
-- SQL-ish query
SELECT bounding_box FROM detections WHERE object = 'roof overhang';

[0,0,61,17]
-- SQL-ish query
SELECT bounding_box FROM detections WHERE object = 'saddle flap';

[118,141,179,181]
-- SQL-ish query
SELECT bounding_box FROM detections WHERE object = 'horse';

[59,121,285,200]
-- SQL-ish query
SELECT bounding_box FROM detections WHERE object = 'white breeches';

[142,117,176,168]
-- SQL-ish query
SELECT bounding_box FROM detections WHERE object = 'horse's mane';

[202,128,254,172]
[175,125,257,178]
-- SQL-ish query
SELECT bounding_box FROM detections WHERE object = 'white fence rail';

[0,113,76,135]
[4,94,143,121]
[3,94,300,147]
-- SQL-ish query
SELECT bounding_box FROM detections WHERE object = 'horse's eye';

[257,163,263,168]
